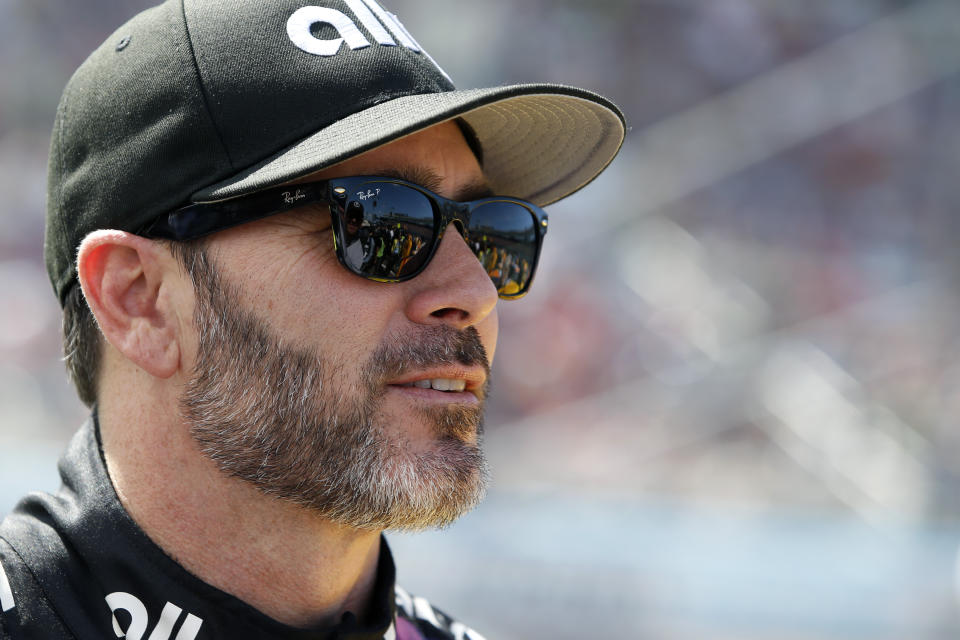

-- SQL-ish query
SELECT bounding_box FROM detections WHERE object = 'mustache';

[368,325,491,387]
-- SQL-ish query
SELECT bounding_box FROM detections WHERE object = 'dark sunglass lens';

[337,182,436,279]
[468,201,539,296]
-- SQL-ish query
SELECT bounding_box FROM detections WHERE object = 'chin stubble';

[179,248,490,531]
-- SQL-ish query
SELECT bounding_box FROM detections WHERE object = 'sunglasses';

[142,176,548,299]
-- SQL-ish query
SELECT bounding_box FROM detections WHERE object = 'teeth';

[404,378,467,392]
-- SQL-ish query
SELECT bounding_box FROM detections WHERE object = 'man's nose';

[402,223,499,329]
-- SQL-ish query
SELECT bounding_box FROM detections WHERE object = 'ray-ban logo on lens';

[286,0,451,81]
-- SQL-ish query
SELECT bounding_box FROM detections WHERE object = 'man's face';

[177,122,500,530]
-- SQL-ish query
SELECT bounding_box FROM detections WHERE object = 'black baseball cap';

[45,0,626,305]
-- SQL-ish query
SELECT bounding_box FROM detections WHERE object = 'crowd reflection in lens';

[341,201,534,295]
[342,202,430,279]
[472,238,532,296]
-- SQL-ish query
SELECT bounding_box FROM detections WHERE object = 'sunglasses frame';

[140,176,549,299]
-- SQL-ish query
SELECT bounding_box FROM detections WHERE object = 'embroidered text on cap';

[287,0,421,56]
[286,0,451,81]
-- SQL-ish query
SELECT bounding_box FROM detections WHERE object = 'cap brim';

[192,84,626,207]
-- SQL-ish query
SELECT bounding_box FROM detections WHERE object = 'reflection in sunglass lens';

[468,201,538,297]
[339,182,436,279]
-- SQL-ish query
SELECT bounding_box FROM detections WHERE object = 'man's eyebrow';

[456,177,495,202]
[369,167,494,201]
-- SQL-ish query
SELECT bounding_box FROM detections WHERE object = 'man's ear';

[76,230,181,379]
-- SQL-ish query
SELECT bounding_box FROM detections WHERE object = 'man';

[0,0,624,638]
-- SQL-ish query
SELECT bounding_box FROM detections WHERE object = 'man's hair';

[62,241,203,407]
[62,284,100,407]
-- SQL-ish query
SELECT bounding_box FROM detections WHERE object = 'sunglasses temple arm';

[139,181,332,241]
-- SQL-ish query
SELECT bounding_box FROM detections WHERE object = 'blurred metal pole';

[581,0,960,241]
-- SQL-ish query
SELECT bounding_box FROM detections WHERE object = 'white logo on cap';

[287,0,451,81]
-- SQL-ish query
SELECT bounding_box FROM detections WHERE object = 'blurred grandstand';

[3,0,960,637]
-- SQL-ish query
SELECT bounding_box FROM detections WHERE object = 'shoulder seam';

[0,535,77,638]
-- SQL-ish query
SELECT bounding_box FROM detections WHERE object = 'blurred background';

[3,0,960,637]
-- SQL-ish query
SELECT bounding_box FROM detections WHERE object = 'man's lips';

[386,367,487,399]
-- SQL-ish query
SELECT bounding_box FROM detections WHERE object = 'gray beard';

[179,248,490,531]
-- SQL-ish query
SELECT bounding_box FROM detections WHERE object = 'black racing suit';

[0,418,485,640]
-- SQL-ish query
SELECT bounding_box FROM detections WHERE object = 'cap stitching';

[178,0,236,170]
[197,87,625,206]
[511,97,590,202]
[534,101,624,206]
[468,95,621,205]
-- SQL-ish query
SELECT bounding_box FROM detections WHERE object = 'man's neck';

[96,392,382,629]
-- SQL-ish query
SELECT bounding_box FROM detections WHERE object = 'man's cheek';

[481,310,499,365]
